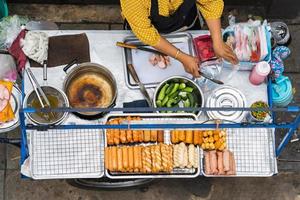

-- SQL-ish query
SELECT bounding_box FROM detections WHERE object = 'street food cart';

[1,29,299,188]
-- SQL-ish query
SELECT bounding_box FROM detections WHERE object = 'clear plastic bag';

[0,15,28,49]
[0,54,17,81]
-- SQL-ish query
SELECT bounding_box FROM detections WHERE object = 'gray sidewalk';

[0,3,299,200]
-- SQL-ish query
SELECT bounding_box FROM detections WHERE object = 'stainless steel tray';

[122,32,196,89]
[103,113,201,179]
[201,128,277,177]
[30,128,105,179]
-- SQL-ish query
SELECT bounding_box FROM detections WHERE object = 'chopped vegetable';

[179,83,186,89]
[182,87,194,93]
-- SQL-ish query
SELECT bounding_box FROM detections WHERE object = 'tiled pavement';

[0,3,299,200]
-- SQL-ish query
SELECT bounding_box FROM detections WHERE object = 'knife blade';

[127,64,153,107]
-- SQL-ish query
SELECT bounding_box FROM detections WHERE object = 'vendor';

[121,0,238,77]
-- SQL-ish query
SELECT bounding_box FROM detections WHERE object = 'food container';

[104,113,201,179]
[271,75,293,107]
[0,84,21,133]
[63,62,118,119]
[193,35,216,62]
[247,101,271,123]
[206,86,247,123]
[153,76,204,117]
[24,86,69,125]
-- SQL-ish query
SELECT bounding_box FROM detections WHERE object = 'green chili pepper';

[187,93,195,107]
[156,100,162,107]
[183,99,191,107]
[182,87,193,93]
[161,96,169,106]
[165,83,175,95]
[169,83,179,96]
[157,83,169,101]
[169,91,179,99]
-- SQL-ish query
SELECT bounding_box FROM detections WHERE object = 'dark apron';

[124,0,199,33]
[149,0,198,33]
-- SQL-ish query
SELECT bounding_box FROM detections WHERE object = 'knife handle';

[116,42,137,49]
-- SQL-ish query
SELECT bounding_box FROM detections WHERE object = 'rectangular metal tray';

[200,128,277,177]
[30,128,105,179]
[103,113,201,179]
[122,32,196,89]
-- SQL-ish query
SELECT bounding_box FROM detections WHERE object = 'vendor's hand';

[213,40,238,65]
[178,53,200,77]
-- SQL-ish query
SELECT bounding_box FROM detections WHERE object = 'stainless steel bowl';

[153,76,204,117]
[24,86,69,125]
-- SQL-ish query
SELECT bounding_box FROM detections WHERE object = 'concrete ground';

[0,3,299,200]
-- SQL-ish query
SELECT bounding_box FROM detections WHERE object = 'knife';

[127,64,153,107]
[117,42,167,56]
[198,71,224,85]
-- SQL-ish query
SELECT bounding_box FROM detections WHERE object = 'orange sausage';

[128,146,134,172]
[111,146,117,171]
[117,147,123,172]
[157,130,164,143]
[178,130,185,142]
[150,130,157,142]
[122,146,129,171]
[144,130,151,142]
[185,130,193,144]
[223,149,230,172]
[105,147,110,170]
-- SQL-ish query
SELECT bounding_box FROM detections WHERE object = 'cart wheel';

[67,178,154,190]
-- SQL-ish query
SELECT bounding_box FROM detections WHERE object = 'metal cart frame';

[19,76,300,179]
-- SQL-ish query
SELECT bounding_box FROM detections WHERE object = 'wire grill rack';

[30,129,104,179]
[201,128,277,177]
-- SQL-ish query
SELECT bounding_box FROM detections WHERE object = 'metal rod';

[276,115,300,157]
[21,106,300,113]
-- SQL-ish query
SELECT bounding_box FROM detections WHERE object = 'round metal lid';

[0,85,21,133]
[206,86,247,122]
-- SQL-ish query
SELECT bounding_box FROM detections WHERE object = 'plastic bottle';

[249,61,270,85]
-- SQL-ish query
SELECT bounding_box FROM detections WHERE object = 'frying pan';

[63,60,118,119]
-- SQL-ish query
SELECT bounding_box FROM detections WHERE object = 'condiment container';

[249,61,270,85]
[247,101,271,123]
[271,75,293,107]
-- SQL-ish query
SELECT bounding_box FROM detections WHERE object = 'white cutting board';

[131,42,193,85]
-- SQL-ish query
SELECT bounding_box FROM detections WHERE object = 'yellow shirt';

[120,0,224,46]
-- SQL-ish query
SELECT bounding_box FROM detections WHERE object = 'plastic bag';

[0,15,28,49]
[0,54,17,82]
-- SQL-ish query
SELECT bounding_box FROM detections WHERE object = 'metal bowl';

[153,76,204,117]
[63,62,118,118]
[24,86,69,125]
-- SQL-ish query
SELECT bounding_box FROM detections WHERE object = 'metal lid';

[0,85,21,133]
[206,86,247,122]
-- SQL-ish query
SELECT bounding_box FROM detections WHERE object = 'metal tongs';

[26,68,55,120]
